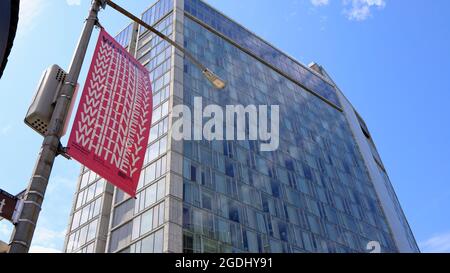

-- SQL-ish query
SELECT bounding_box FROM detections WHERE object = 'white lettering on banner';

[67,29,152,197]
[73,39,149,179]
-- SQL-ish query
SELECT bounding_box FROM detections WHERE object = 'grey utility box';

[25,64,67,136]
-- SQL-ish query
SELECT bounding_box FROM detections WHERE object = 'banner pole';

[8,0,104,253]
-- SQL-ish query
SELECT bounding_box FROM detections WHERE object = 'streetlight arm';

[105,0,226,89]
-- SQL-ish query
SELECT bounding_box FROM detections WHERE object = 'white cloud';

[0,124,12,136]
[308,0,386,21]
[18,0,47,34]
[47,176,77,195]
[311,0,330,6]
[0,222,12,238]
[344,0,386,21]
[34,227,66,243]
[319,15,328,31]
[66,0,82,6]
[30,226,66,252]
[0,222,13,251]
[29,245,62,253]
[0,222,64,253]
[420,232,450,253]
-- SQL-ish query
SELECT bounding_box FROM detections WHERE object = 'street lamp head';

[203,68,226,90]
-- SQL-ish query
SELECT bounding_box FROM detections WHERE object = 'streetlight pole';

[9,0,104,253]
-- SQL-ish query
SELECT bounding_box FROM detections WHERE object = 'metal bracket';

[99,0,107,9]
[57,142,71,160]
[63,80,77,88]
[12,198,24,225]
[9,240,28,248]
[95,19,104,30]
[17,219,36,227]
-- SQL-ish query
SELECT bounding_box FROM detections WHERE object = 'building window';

[153,228,164,253]
[113,198,135,227]
[202,192,213,211]
[109,221,132,252]
[183,233,194,253]
[141,233,155,253]
[228,201,240,223]
[191,165,197,182]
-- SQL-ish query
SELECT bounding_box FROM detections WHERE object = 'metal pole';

[9,0,103,253]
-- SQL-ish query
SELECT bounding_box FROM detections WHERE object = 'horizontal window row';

[141,41,172,70]
[67,218,98,252]
[113,198,135,228]
[138,155,167,191]
[140,0,173,34]
[113,179,166,228]
[114,155,168,205]
[132,201,166,241]
[71,197,102,231]
[135,177,166,215]
[149,117,169,144]
[139,11,173,48]
[75,179,105,210]
[151,71,171,97]
[153,84,170,107]
[114,23,133,48]
[149,57,172,83]
[183,145,384,227]
[184,138,356,189]
[73,242,95,253]
[151,99,169,124]
[144,135,168,165]
[79,170,100,190]
[138,16,173,58]
[183,174,394,248]
[109,202,165,253]
[183,204,391,253]
[128,228,164,253]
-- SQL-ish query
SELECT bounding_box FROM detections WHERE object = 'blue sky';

[0,0,449,253]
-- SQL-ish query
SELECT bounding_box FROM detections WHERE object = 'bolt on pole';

[8,0,104,253]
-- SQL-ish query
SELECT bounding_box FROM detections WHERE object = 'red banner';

[67,29,153,197]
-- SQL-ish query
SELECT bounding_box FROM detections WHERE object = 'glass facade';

[184,0,341,108]
[181,13,397,253]
[114,23,134,48]
[141,0,174,33]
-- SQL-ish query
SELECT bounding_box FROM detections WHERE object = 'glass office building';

[63,0,419,253]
